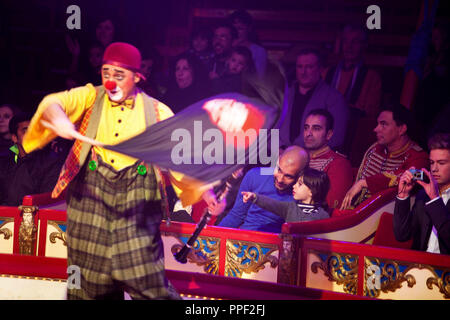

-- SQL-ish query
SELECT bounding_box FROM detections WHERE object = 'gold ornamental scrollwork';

[365,257,450,299]
[0,218,14,240]
[169,233,220,275]
[364,258,416,298]
[48,222,67,246]
[0,228,12,240]
[18,205,38,255]
[225,240,278,278]
[426,270,450,298]
[310,251,358,295]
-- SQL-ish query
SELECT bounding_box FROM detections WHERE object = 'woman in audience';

[161,53,211,113]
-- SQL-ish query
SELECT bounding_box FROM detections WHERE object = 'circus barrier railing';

[0,253,371,300]
[0,188,449,299]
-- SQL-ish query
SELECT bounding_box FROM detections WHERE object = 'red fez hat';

[102,42,145,79]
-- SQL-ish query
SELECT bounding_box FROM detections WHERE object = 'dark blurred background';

[1,0,449,113]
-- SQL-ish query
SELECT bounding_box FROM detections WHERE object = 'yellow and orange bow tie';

[110,98,135,108]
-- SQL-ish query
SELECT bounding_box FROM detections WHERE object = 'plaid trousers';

[66,155,180,300]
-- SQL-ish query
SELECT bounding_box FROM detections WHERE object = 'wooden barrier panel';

[297,237,450,300]
[161,222,282,283]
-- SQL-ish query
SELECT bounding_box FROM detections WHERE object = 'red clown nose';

[104,81,117,91]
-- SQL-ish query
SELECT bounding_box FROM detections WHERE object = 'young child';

[241,168,331,222]
[211,46,255,94]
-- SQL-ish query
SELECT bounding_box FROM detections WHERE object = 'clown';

[23,42,184,300]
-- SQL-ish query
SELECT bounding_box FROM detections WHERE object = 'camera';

[409,169,429,183]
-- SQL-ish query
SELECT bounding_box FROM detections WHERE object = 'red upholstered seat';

[372,212,413,249]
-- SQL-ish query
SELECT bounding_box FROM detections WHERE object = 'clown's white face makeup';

[106,84,124,102]
[102,64,139,103]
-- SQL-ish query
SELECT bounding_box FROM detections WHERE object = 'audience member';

[341,104,429,209]
[66,17,117,86]
[303,109,353,209]
[209,22,238,80]
[211,46,255,95]
[0,114,68,206]
[394,132,450,254]
[95,18,115,48]
[161,53,211,113]
[0,104,18,158]
[240,167,330,223]
[228,9,268,77]
[278,47,349,151]
[85,42,104,84]
[324,24,382,162]
[186,27,215,72]
[138,47,165,98]
[218,146,309,233]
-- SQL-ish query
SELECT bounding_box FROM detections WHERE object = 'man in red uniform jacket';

[341,104,429,209]
[303,109,353,210]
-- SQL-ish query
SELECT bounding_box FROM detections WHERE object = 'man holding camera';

[340,104,429,209]
[394,133,450,254]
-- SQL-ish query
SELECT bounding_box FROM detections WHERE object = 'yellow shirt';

[94,92,151,170]
[23,83,210,205]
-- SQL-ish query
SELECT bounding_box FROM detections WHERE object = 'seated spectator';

[0,104,17,158]
[0,114,68,206]
[240,167,330,223]
[66,17,117,86]
[278,47,349,151]
[185,27,215,72]
[218,146,309,233]
[340,104,429,209]
[0,105,19,204]
[209,22,238,80]
[66,39,104,86]
[161,53,211,114]
[84,42,104,85]
[138,47,165,99]
[303,109,353,209]
[94,17,115,49]
[324,24,382,163]
[211,46,256,95]
[394,133,450,254]
[228,9,268,77]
